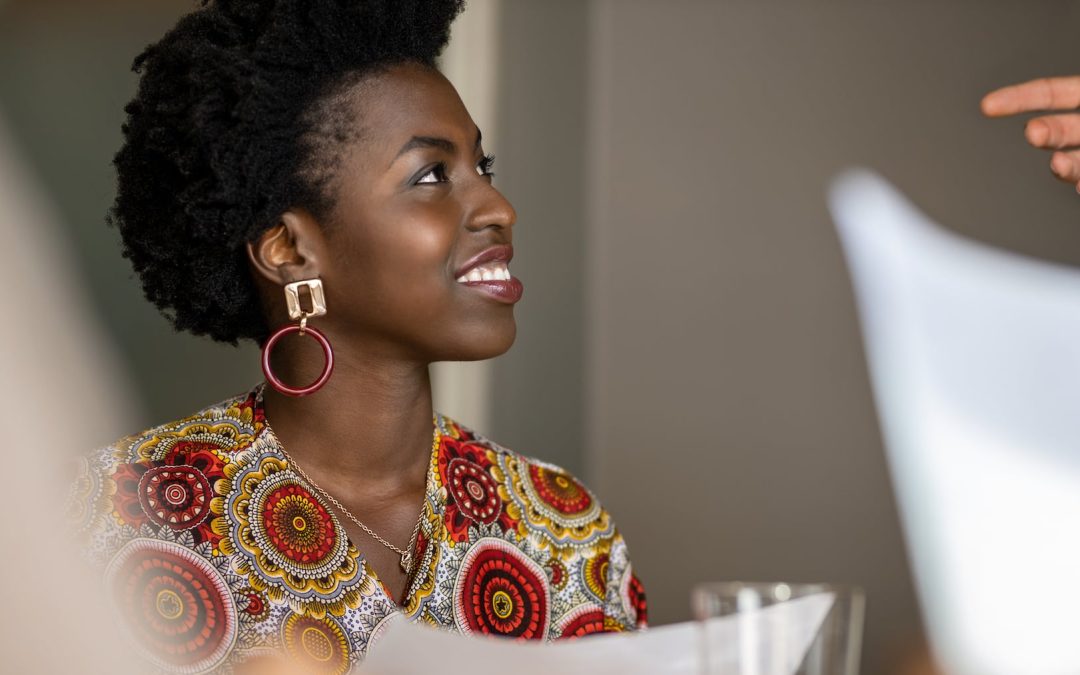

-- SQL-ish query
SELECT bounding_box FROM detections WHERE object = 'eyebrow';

[392,128,484,161]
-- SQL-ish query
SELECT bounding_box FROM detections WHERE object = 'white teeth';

[457,262,511,283]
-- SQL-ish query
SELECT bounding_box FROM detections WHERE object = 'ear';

[246,209,324,285]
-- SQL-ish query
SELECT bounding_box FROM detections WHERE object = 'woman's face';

[314,63,520,363]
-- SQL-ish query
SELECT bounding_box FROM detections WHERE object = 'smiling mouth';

[455,262,512,283]
[454,260,523,304]
[453,245,523,304]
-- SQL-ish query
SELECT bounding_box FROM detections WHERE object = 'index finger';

[981,76,1080,117]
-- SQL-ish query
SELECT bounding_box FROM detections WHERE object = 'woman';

[70,1,646,672]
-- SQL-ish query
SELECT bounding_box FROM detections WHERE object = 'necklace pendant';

[400,551,412,574]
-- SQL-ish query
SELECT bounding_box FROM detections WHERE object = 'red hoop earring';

[261,323,334,396]
[261,278,334,397]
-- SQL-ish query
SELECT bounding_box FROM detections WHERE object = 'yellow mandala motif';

[494,454,615,556]
[126,402,259,464]
[281,613,351,675]
[219,454,374,618]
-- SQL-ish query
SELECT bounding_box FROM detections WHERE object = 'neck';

[260,341,435,493]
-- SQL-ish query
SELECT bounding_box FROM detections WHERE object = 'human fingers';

[981,76,1080,117]
[1049,149,1080,183]
[1024,113,1080,148]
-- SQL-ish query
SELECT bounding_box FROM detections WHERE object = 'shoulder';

[66,388,309,672]
[434,414,617,553]
[68,388,263,564]
[431,415,648,633]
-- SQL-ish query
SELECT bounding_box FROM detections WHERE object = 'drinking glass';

[692,582,864,675]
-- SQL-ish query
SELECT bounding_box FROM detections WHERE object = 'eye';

[477,153,496,178]
[415,163,448,185]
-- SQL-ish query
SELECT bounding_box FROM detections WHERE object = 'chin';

[438,321,516,361]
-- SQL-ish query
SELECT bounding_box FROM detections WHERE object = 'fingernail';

[1051,153,1070,176]
[1026,120,1049,146]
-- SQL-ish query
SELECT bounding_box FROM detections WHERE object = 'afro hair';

[109,0,466,344]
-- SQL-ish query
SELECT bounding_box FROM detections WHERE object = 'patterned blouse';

[69,386,647,674]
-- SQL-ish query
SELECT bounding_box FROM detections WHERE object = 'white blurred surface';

[831,170,1080,675]
[363,593,833,675]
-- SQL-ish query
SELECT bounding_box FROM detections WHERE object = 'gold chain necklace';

[275,422,438,576]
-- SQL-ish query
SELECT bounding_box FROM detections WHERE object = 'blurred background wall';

[4,1,1080,673]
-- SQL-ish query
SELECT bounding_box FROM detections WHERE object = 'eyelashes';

[413,155,497,185]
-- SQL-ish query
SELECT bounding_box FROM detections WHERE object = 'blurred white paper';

[362,593,834,675]
[830,170,1080,675]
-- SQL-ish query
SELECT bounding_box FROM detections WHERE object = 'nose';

[465,181,516,233]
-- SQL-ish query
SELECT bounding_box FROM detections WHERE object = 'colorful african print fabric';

[70,386,647,674]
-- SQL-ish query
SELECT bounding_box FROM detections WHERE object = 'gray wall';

[489,0,591,476]
[582,1,1080,673]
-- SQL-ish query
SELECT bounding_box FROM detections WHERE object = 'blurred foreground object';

[363,600,837,675]
[830,170,1080,675]
[0,113,137,672]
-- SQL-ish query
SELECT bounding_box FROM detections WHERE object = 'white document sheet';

[830,170,1080,675]
[361,592,834,675]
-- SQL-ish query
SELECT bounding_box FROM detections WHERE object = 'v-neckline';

[251,383,444,612]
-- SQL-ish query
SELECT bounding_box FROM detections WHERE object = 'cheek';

[400,223,455,275]
[326,208,457,313]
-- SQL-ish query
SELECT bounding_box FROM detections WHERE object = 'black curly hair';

[109,0,466,344]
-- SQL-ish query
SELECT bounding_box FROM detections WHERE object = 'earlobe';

[246,210,323,285]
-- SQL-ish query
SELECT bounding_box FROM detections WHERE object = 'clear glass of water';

[692,582,865,675]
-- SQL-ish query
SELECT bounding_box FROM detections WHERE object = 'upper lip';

[454,245,514,278]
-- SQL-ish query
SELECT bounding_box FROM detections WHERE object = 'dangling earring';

[261,278,334,396]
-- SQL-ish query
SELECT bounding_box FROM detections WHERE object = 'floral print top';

[69,385,646,674]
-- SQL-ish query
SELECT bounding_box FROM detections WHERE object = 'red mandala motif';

[107,539,237,673]
[438,438,513,542]
[261,483,336,564]
[447,458,500,524]
[558,605,606,639]
[138,465,211,529]
[527,464,593,517]
[111,447,226,547]
[455,539,550,640]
